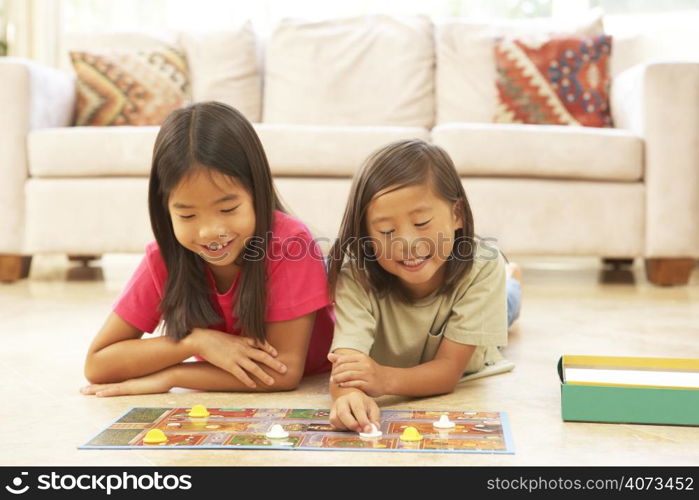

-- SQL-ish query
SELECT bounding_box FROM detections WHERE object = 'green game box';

[558,355,699,426]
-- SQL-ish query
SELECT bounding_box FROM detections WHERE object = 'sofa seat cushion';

[28,126,160,177]
[255,124,430,176]
[432,123,642,181]
[28,124,429,178]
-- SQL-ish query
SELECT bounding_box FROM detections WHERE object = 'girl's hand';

[329,391,381,434]
[187,328,287,389]
[80,370,172,397]
[328,351,388,397]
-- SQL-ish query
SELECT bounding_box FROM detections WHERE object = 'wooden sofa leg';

[602,258,634,269]
[67,254,104,281]
[644,258,695,286]
[68,255,101,266]
[0,255,33,282]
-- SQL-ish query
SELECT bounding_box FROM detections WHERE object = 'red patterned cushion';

[70,47,190,126]
[494,35,613,127]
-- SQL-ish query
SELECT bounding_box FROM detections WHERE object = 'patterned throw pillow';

[494,35,613,127]
[69,46,190,126]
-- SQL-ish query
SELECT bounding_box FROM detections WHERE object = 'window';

[7,0,698,66]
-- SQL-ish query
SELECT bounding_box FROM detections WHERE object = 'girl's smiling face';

[366,181,463,299]
[168,168,256,268]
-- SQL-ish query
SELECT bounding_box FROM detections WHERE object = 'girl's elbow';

[83,357,100,384]
[84,368,106,385]
[269,368,304,392]
[84,367,110,385]
[83,356,121,385]
[438,372,463,395]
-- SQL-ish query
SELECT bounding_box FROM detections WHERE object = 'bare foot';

[506,262,522,284]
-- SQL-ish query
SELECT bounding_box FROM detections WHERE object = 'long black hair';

[149,101,286,341]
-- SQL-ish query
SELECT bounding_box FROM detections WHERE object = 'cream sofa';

[1,14,698,285]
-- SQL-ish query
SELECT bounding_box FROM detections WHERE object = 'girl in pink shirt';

[81,102,333,397]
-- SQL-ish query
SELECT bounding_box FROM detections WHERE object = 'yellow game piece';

[188,405,210,418]
[399,426,423,442]
[143,429,168,445]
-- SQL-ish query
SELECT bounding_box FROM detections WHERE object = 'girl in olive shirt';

[326,139,522,433]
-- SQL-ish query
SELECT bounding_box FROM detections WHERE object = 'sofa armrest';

[611,61,699,258]
[0,58,75,253]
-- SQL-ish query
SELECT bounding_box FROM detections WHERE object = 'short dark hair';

[149,101,286,341]
[327,139,476,302]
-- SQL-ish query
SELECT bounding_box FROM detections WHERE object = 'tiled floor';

[1,254,698,466]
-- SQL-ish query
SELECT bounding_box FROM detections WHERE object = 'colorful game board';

[80,407,513,454]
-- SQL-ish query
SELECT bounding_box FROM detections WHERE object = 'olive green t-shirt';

[330,244,508,375]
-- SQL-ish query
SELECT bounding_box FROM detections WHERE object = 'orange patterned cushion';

[494,35,613,127]
[70,47,190,126]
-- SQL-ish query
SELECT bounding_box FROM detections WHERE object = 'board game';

[80,407,514,454]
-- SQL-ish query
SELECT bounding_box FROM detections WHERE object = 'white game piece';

[359,424,382,438]
[265,424,289,439]
[433,414,456,429]
[473,424,493,433]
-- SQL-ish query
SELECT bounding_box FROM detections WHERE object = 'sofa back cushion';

[436,11,604,124]
[263,15,434,127]
[64,27,262,124]
[178,22,262,123]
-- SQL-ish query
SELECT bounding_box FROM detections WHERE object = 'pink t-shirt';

[113,210,333,375]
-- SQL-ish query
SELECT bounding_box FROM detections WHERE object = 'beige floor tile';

[1,255,697,466]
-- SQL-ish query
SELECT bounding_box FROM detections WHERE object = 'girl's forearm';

[85,335,197,384]
[166,362,298,392]
[382,359,465,397]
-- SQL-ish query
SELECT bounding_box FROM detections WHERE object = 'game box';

[558,355,699,426]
